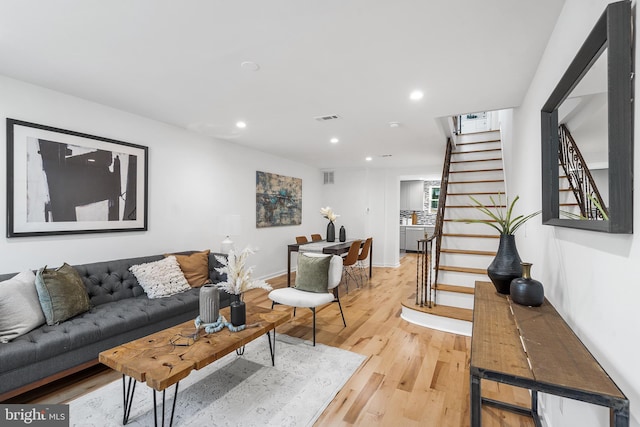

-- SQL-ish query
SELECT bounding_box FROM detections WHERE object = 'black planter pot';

[327,221,336,242]
[230,294,246,326]
[487,234,522,294]
[510,262,544,306]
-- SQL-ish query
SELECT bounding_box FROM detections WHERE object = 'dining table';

[287,239,373,287]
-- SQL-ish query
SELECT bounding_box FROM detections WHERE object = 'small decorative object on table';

[215,246,272,327]
[458,194,540,294]
[510,262,544,307]
[339,226,346,242]
[320,207,339,242]
[199,284,219,323]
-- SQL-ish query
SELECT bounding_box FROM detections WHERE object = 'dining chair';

[310,233,322,242]
[341,240,362,293]
[357,237,373,283]
[296,236,309,244]
[268,254,346,346]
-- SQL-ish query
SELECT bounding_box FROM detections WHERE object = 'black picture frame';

[540,0,633,233]
[6,118,148,237]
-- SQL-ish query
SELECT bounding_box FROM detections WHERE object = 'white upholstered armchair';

[268,253,346,346]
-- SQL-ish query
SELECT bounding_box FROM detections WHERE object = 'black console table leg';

[470,374,481,427]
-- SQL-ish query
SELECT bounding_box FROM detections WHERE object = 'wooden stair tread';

[448,179,504,184]
[450,158,503,164]
[436,284,475,295]
[447,191,503,196]
[445,205,505,208]
[438,265,487,275]
[440,248,496,256]
[402,301,473,322]
[442,233,500,238]
[451,148,501,154]
[455,139,500,146]
[450,168,503,173]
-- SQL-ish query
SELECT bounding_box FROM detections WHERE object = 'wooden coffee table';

[99,305,290,426]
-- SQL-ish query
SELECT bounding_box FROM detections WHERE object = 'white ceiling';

[0,0,565,170]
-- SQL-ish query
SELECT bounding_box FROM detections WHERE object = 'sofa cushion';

[0,271,46,343]
[166,250,211,287]
[129,256,191,298]
[35,264,91,326]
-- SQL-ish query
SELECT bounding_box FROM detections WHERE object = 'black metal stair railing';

[429,137,453,307]
[558,124,609,220]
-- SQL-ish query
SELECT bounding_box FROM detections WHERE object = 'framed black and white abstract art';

[6,119,148,237]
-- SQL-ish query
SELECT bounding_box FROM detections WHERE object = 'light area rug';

[68,334,365,426]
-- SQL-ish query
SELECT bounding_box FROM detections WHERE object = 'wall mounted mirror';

[541,0,633,233]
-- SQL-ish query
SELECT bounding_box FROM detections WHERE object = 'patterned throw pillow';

[35,263,91,326]
[129,256,191,299]
[295,254,331,293]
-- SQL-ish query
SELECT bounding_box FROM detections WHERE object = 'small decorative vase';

[327,221,336,242]
[510,262,544,307]
[487,234,522,294]
[199,284,219,323]
[230,294,246,326]
[339,226,346,242]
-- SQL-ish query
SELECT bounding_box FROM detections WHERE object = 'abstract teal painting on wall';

[256,171,302,227]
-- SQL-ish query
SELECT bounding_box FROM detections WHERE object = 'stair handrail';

[432,137,454,305]
[558,124,609,220]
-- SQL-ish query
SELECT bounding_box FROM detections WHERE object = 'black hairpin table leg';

[153,382,180,427]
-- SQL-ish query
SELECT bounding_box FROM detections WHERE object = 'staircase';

[401,130,505,336]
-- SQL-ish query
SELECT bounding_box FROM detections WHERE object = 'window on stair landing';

[459,111,489,133]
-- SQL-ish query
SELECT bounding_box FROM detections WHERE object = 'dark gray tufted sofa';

[0,251,230,401]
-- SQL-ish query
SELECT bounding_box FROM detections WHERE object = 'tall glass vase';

[487,234,522,294]
[326,221,336,242]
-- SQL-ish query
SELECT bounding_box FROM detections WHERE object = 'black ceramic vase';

[510,262,544,307]
[487,234,522,294]
[339,226,346,242]
[230,294,246,326]
[327,221,336,242]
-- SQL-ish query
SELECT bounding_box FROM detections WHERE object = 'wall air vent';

[323,171,335,185]
[314,114,341,122]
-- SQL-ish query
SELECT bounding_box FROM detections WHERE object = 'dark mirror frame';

[541,0,633,233]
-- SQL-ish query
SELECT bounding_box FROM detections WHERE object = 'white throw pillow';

[0,271,46,343]
[129,256,191,299]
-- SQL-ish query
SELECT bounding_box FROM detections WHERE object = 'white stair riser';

[439,253,494,269]
[451,150,502,161]
[435,291,474,310]
[437,271,488,288]
[440,237,500,251]
[401,306,472,336]
[449,159,503,172]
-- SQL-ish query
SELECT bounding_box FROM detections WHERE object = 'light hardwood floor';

[15,253,533,426]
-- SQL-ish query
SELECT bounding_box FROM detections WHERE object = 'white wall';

[0,75,325,279]
[508,1,639,426]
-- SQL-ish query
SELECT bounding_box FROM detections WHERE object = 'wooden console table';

[470,281,629,427]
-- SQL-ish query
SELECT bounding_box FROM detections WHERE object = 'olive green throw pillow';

[295,254,331,293]
[35,263,91,325]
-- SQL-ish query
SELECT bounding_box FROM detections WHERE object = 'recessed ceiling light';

[409,90,424,101]
[240,61,260,71]
[236,121,247,129]
[365,157,373,161]
[330,137,339,144]
[389,122,400,128]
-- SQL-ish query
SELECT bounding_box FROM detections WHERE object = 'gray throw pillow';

[0,271,46,343]
[295,254,331,293]
[35,263,91,326]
